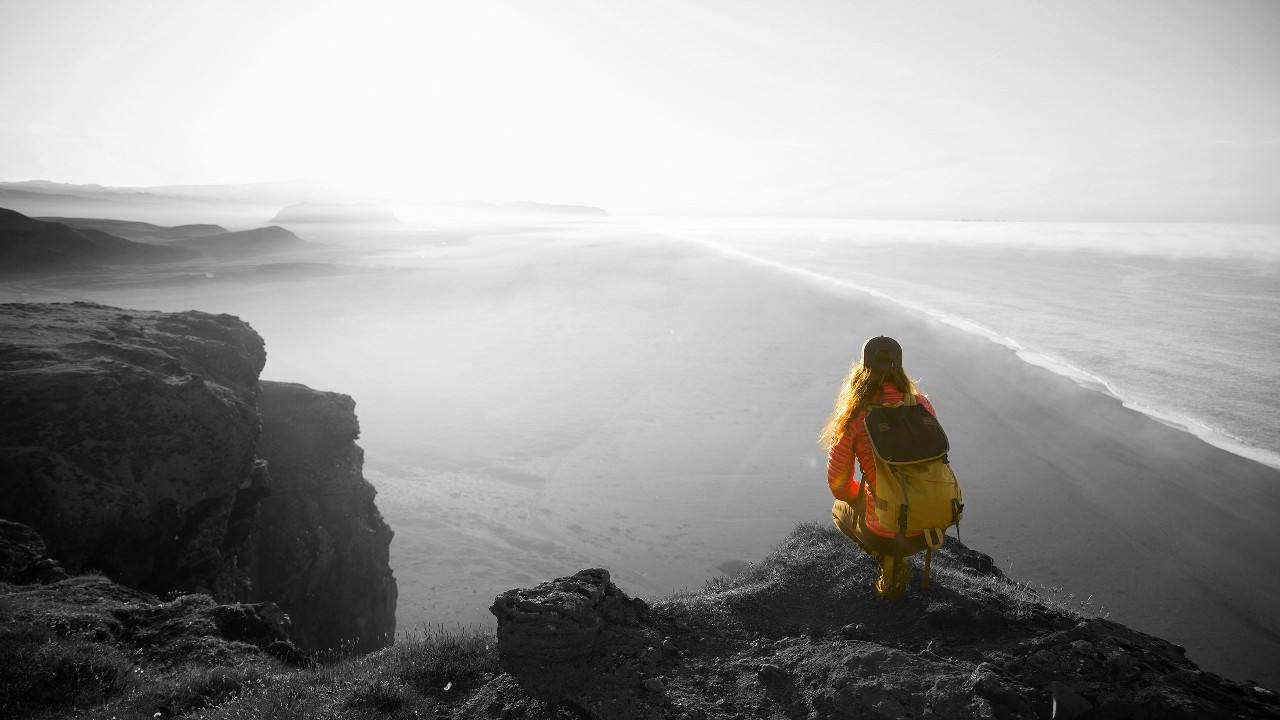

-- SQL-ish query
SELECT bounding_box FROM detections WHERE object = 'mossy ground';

[0,574,500,720]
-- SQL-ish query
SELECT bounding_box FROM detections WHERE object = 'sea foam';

[654,218,1280,472]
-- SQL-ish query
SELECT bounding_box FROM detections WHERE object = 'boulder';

[0,518,68,584]
[490,568,664,720]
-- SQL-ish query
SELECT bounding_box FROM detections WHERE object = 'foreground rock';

[0,302,267,598]
[244,380,397,653]
[1,534,309,719]
[0,518,68,584]
[0,302,396,652]
[490,568,663,720]
[485,525,1280,720]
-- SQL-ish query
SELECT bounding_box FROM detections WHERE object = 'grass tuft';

[0,625,134,715]
[388,624,500,698]
[131,664,262,716]
[345,674,407,712]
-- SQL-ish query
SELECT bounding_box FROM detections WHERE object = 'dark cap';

[861,335,902,370]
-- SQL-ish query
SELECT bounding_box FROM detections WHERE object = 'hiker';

[821,335,962,599]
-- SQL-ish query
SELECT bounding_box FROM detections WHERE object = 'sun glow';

[2,0,1279,219]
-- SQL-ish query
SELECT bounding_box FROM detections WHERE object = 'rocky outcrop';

[487,526,1280,720]
[244,381,397,653]
[1,559,310,678]
[0,302,396,654]
[0,302,267,598]
[489,568,663,719]
[0,519,67,584]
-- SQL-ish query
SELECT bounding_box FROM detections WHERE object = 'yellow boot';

[875,554,913,600]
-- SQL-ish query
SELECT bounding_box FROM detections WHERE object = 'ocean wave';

[688,234,1280,472]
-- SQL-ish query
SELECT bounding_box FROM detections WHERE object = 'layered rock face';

[245,380,397,653]
[0,302,267,598]
[490,568,663,720]
[0,302,396,652]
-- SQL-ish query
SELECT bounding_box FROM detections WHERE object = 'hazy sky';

[1,0,1278,219]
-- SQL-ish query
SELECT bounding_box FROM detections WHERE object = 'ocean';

[653,218,1280,471]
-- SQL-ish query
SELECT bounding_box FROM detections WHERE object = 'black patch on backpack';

[864,404,950,462]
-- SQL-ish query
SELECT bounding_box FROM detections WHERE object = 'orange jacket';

[827,383,937,537]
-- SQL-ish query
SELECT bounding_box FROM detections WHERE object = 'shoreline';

[682,234,1280,472]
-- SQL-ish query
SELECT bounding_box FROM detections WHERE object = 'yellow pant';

[832,499,927,558]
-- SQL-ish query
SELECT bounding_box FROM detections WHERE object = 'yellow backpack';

[862,394,964,586]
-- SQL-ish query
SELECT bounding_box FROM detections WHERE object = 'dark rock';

[468,524,1280,720]
[1,573,310,669]
[838,623,871,641]
[490,568,664,720]
[206,601,291,644]
[267,639,313,668]
[0,303,266,597]
[242,380,397,653]
[0,303,397,656]
[935,533,1007,580]
[757,663,790,690]
[1051,680,1092,719]
[0,518,68,583]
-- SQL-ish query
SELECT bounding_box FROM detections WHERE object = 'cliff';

[244,380,398,653]
[0,302,396,653]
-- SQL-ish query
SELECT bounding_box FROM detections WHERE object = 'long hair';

[819,362,920,448]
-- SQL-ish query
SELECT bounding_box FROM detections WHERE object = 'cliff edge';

[0,302,396,653]
[244,380,397,653]
[481,524,1280,719]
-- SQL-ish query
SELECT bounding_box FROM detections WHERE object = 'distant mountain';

[0,180,357,227]
[36,217,227,242]
[0,187,123,211]
[269,202,403,226]
[170,225,310,257]
[0,207,199,274]
[455,200,609,217]
[0,179,347,204]
[1,180,145,196]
